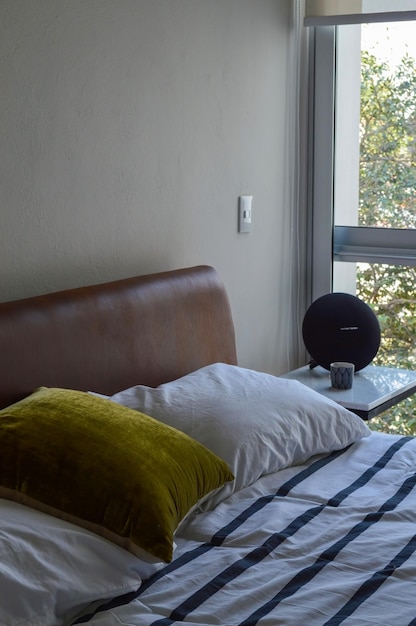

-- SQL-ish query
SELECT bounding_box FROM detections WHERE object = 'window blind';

[304,0,416,26]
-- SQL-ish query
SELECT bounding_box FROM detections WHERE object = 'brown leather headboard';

[0,265,237,409]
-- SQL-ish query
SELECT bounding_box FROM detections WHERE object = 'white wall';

[0,0,302,375]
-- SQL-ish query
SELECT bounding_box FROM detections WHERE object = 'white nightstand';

[282,364,416,420]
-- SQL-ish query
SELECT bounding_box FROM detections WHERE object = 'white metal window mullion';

[308,25,336,302]
[334,226,416,266]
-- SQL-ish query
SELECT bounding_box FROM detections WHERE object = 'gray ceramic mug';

[330,361,355,389]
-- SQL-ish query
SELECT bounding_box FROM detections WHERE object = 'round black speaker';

[302,293,381,372]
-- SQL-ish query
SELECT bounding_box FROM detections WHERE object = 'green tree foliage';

[357,50,416,434]
[360,51,416,228]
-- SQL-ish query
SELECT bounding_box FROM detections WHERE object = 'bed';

[0,265,415,626]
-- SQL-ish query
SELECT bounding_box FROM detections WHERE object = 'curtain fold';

[282,0,308,368]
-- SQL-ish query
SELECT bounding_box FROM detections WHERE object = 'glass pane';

[360,22,416,228]
[334,261,416,368]
[357,262,416,368]
[332,23,416,435]
[334,21,416,229]
[333,260,416,433]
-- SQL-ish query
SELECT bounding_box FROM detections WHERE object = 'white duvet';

[82,431,416,626]
[0,501,153,626]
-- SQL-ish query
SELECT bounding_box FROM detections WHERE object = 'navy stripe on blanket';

[74,444,354,624]
[151,437,412,626]
[323,533,416,626]
[74,437,411,625]
[240,471,416,625]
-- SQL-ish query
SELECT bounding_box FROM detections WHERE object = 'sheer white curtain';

[281,0,308,368]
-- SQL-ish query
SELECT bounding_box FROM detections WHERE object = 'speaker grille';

[302,293,380,371]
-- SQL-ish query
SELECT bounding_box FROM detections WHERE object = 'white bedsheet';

[81,431,416,625]
[0,500,148,626]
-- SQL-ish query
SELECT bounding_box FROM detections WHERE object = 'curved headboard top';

[0,265,237,409]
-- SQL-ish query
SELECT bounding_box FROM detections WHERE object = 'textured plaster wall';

[0,0,300,375]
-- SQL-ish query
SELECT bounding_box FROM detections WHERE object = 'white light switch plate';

[238,195,252,233]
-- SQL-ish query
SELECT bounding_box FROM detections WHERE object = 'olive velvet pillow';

[0,387,233,563]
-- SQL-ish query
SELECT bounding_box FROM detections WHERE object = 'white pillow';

[0,498,162,626]
[110,363,370,507]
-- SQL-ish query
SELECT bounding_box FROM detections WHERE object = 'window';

[335,21,416,367]
[309,21,416,363]
[308,16,416,433]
